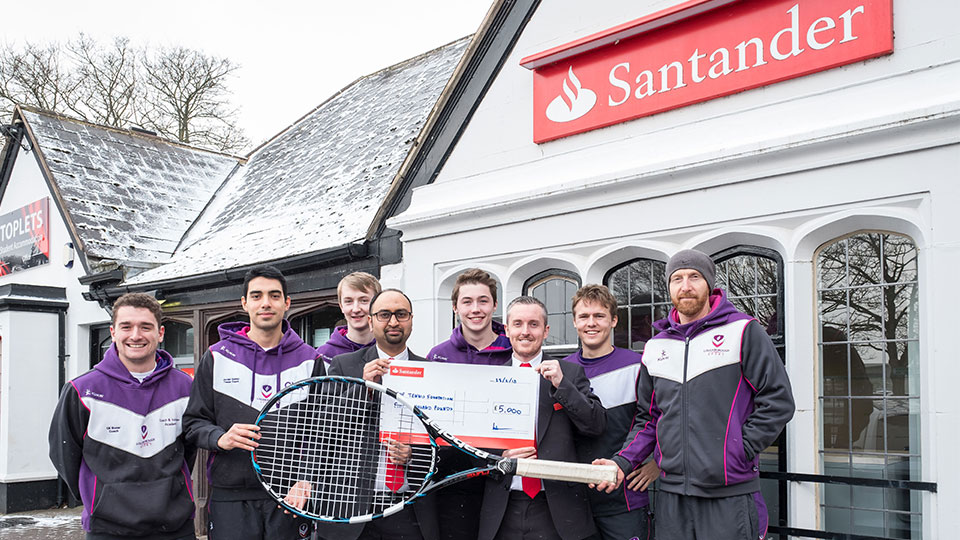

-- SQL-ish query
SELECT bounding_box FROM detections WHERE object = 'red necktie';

[384,358,405,492]
[519,362,542,498]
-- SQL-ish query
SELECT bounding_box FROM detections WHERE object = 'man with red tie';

[479,296,606,540]
[320,288,438,540]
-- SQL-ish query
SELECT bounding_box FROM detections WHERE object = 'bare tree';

[0,41,83,120]
[68,35,138,128]
[0,36,247,152]
[140,46,247,152]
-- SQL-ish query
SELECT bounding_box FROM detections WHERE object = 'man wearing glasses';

[318,288,438,540]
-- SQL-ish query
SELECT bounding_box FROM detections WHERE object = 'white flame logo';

[545,66,597,123]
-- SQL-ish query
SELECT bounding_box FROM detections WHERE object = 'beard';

[673,293,709,319]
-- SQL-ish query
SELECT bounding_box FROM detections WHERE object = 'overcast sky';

[4,0,493,150]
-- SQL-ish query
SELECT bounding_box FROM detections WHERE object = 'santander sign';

[522,0,893,143]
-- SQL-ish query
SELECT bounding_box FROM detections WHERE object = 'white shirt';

[510,351,544,492]
[129,364,157,383]
[511,351,543,369]
[376,346,410,361]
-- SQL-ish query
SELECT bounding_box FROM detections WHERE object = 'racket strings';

[254,379,436,520]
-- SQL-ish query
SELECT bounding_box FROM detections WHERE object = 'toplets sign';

[0,198,50,276]
[522,0,893,143]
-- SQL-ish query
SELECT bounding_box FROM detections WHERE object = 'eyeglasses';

[372,309,412,322]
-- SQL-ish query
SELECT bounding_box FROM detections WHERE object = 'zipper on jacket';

[682,336,690,495]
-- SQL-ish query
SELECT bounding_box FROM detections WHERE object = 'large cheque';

[380,360,540,450]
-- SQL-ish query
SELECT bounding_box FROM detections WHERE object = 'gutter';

[83,241,369,303]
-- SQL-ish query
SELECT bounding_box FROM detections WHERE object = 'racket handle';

[515,458,619,485]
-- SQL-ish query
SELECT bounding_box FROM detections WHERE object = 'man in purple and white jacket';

[49,293,197,540]
[564,285,658,540]
[594,249,794,540]
[183,266,319,540]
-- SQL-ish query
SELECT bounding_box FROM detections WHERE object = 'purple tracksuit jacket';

[426,320,512,365]
[182,320,320,500]
[315,325,375,365]
[613,290,794,506]
[564,347,649,515]
[49,346,196,539]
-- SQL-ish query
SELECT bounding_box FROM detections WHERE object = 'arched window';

[604,258,669,352]
[524,270,580,349]
[817,232,920,539]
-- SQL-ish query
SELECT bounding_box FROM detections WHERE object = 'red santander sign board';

[523,0,893,143]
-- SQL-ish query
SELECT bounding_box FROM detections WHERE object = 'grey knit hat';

[666,249,716,291]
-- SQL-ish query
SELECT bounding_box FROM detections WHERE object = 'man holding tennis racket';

[480,296,605,540]
[49,293,197,540]
[183,266,319,540]
[593,250,795,540]
[316,272,381,366]
[317,287,439,540]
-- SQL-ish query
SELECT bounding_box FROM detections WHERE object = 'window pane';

[614,307,629,349]
[818,239,848,290]
[847,234,883,286]
[882,234,918,284]
[630,262,652,304]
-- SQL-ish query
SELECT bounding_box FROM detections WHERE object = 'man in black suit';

[479,296,605,540]
[320,288,438,540]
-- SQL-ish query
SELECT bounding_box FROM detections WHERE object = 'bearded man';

[594,249,794,540]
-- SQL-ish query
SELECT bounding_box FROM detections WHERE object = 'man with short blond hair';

[564,284,657,540]
[50,293,197,540]
[316,272,382,365]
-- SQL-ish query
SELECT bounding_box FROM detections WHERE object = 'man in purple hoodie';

[183,266,319,540]
[315,272,381,366]
[563,285,658,540]
[427,268,512,539]
[593,250,794,540]
[49,293,197,540]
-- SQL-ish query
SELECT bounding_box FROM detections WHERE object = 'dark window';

[714,247,787,538]
[291,306,345,347]
[524,269,581,349]
[163,320,195,370]
[604,258,670,352]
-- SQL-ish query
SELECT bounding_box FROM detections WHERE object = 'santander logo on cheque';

[545,67,597,123]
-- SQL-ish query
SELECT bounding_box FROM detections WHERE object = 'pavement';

[0,506,83,540]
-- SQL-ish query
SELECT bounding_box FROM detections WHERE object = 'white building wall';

[0,141,110,486]
[391,1,959,537]
[0,142,110,379]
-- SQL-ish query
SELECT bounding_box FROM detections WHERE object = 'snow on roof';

[126,37,469,285]
[21,109,241,267]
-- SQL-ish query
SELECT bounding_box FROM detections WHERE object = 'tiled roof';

[127,37,469,285]
[21,109,241,268]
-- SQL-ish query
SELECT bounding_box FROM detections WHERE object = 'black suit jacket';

[478,356,606,540]
[317,346,438,540]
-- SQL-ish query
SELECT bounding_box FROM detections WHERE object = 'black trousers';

[207,499,312,540]
[653,491,764,540]
[492,491,563,540]
[593,506,652,540]
[356,505,425,540]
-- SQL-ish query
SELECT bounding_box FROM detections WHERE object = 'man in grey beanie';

[594,249,794,540]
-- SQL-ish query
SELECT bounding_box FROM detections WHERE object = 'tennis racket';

[251,375,617,522]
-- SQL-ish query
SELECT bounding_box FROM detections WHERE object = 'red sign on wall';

[523,0,893,143]
[0,198,50,276]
